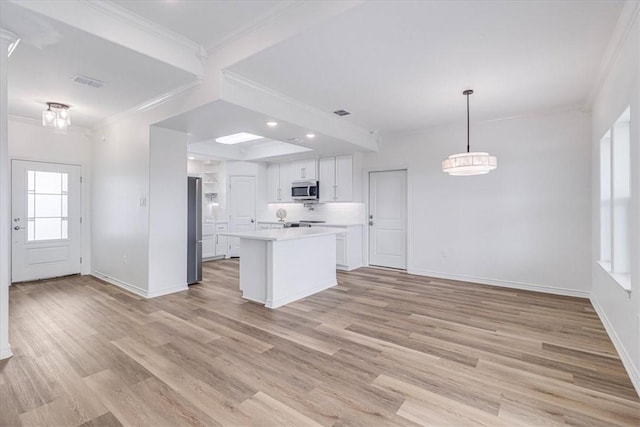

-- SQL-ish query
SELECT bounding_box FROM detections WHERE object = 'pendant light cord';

[466,91,470,153]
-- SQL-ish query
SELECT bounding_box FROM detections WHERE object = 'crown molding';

[8,114,90,135]
[584,0,640,109]
[85,1,203,55]
[9,0,206,76]
[94,80,201,131]
[220,69,378,152]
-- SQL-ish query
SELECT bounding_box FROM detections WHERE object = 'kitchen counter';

[219,227,343,309]
[221,227,345,241]
[257,220,364,227]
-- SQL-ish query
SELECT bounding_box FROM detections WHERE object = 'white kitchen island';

[220,227,346,309]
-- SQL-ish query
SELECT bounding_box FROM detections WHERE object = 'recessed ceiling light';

[188,156,195,160]
[266,121,278,127]
[306,133,316,139]
[215,132,263,144]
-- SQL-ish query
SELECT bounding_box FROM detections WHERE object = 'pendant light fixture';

[42,102,71,134]
[442,90,497,176]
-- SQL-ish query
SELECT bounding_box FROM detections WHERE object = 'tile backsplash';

[263,202,365,224]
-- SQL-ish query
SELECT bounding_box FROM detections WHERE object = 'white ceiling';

[2,0,627,156]
[1,1,196,128]
[156,100,367,161]
[110,0,288,49]
[229,0,624,134]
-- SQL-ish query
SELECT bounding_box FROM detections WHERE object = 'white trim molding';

[94,80,201,130]
[220,70,379,152]
[590,295,640,396]
[9,0,206,76]
[407,268,591,298]
[92,271,188,299]
[585,0,640,108]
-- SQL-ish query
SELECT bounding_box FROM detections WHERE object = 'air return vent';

[72,74,104,89]
[333,109,351,116]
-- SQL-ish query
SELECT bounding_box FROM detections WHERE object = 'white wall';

[148,126,188,297]
[590,12,639,393]
[363,109,592,296]
[8,117,93,274]
[91,118,150,293]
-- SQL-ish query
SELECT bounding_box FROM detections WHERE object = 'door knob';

[250,219,255,223]
[13,217,20,222]
[14,226,23,230]
[369,221,374,226]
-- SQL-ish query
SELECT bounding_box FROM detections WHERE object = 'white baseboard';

[92,270,148,298]
[91,271,188,299]
[407,268,590,298]
[266,280,337,309]
[0,345,13,360]
[146,284,189,298]
[590,295,640,397]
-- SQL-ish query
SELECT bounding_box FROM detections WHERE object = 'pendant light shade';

[442,90,497,176]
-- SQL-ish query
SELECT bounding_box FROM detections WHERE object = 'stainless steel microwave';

[291,180,319,201]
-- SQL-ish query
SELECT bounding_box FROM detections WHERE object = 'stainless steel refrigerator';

[187,176,202,284]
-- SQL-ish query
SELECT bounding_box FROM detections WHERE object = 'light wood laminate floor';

[1,259,638,426]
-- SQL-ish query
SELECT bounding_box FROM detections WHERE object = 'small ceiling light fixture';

[306,132,316,139]
[266,121,278,127]
[215,132,263,144]
[42,102,71,134]
[442,89,497,176]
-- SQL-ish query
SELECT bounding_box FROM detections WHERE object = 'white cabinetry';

[334,225,362,271]
[215,223,228,257]
[319,155,353,202]
[267,163,292,202]
[203,222,216,260]
[291,159,317,181]
[203,222,229,260]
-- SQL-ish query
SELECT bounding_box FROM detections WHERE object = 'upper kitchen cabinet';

[291,159,317,181]
[267,162,292,203]
[319,155,353,202]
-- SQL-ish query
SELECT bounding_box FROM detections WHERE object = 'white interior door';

[228,175,256,257]
[11,160,82,282]
[369,170,407,269]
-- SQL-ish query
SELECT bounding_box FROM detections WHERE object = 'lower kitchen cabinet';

[215,223,229,258]
[334,225,363,271]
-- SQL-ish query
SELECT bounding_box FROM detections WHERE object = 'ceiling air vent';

[72,74,104,89]
[333,109,351,116]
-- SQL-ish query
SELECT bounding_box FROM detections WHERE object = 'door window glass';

[27,171,69,241]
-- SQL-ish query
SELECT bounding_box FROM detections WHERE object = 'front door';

[11,160,82,282]
[369,170,407,269]
[228,175,256,257]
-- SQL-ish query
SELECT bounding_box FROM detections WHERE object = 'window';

[27,170,69,241]
[599,106,631,290]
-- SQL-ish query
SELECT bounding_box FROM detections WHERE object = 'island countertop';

[219,227,346,242]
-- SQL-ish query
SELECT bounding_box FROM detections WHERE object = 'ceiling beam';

[10,0,206,77]
[220,70,378,152]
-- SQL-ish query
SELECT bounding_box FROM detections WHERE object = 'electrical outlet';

[123,255,128,264]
